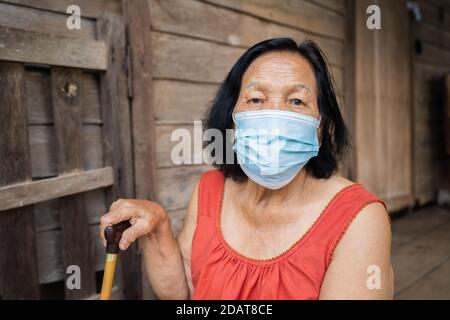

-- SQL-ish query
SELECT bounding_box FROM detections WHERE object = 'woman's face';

[234,51,320,120]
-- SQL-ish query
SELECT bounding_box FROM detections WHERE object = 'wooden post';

[123,0,158,299]
[97,14,142,300]
[342,0,356,180]
[0,62,40,299]
[51,67,96,299]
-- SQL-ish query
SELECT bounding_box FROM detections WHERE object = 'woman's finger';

[119,221,151,250]
[109,199,127,212]
[99,206,135,241]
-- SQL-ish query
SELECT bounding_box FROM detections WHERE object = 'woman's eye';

[289,98,304,106]
[247,98,264,105]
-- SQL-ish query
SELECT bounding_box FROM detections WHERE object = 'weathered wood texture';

[0,0,122,18]
[412,0,450,204]
[0,62,40,299]
[354,0,413,212]
[51,67,96,299]
[340,0,356,180]
[148,0,349,238]
[392,206,450,299]
[97,13,141,300]
[125,0,157,201]
[0,168,113,212]
[124,0,158,300]
[0,0,137,299]
[22,67,111,288]
[0,26,107,70]
[0,2,96,39]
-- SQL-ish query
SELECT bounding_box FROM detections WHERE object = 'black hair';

[203,37,349,181]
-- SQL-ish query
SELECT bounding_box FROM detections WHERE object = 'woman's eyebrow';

[290,83,312,93]
[245,81,311,93]
[245,81,264,89]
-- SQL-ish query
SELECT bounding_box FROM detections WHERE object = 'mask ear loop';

[317,116,322,148]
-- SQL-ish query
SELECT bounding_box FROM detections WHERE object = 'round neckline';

[215,177,362,266]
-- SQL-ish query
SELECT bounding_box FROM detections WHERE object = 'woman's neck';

[237,169,313,207]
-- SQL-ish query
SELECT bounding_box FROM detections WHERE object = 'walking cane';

[100,220,131,300]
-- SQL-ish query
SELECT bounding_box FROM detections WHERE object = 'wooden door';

[0,1,140,299]
[353,0,413,212]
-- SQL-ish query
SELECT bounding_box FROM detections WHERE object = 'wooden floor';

[392,205,450,299]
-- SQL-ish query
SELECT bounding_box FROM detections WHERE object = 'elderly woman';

[100,38,393,300]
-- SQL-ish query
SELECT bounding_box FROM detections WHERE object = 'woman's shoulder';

[320,175,382,201]
[322,174,355,191]
[324,174,389,230]
[318,174,388,222]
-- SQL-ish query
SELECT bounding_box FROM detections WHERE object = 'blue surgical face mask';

[232,109,320,189]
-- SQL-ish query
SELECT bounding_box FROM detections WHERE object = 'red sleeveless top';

[191,170,385,300]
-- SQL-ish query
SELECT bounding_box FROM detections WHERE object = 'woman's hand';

[100,199,168,251]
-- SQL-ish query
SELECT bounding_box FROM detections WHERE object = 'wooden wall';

[412,0,450,204]
[0,0,141,299]
[149,0,349,233]
[352,0,414,212]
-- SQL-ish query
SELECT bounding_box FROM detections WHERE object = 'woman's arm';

[99,181,199,300]
[176,181,200,298]
[319,202,394,299]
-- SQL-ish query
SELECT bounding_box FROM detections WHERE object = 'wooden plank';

[424,0,450,12]
[0,2,96,39]
[152,31,243,83]
[307,0,345,14]
[396,258,450,299]
[354,0,413,210]
[82,73,102,124]
[0,26,107,70]
[386,194,414,213]
[420,0,450,31]
[0,167,113,211]
[36,224,105,284]
[446,74,450,156]
[340,0,356,180]
[152,32,344,93]
[51,67,95,298]
[155,124,208,168]
[412,57,449,204]
[98,13,140,300]
[125,0,157,201]
[83,125,104,170]
[26,67,53,125]
[156,165,211,211]
[0,0,122,18]
[28,124,104,178]
[150,0,344,67]
[34,189,106,232]
[0,62,40,299]
[26,68,103,125]
[154,80,218,123]
[124,0,157,299]
[392,219,450,294]
[415,22,450,50]
[28,125,57,178]
[417,42,450,67]
[392,206,450,248]
[203,0,346,40]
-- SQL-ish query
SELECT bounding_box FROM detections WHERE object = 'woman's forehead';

[242,51,316,89]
